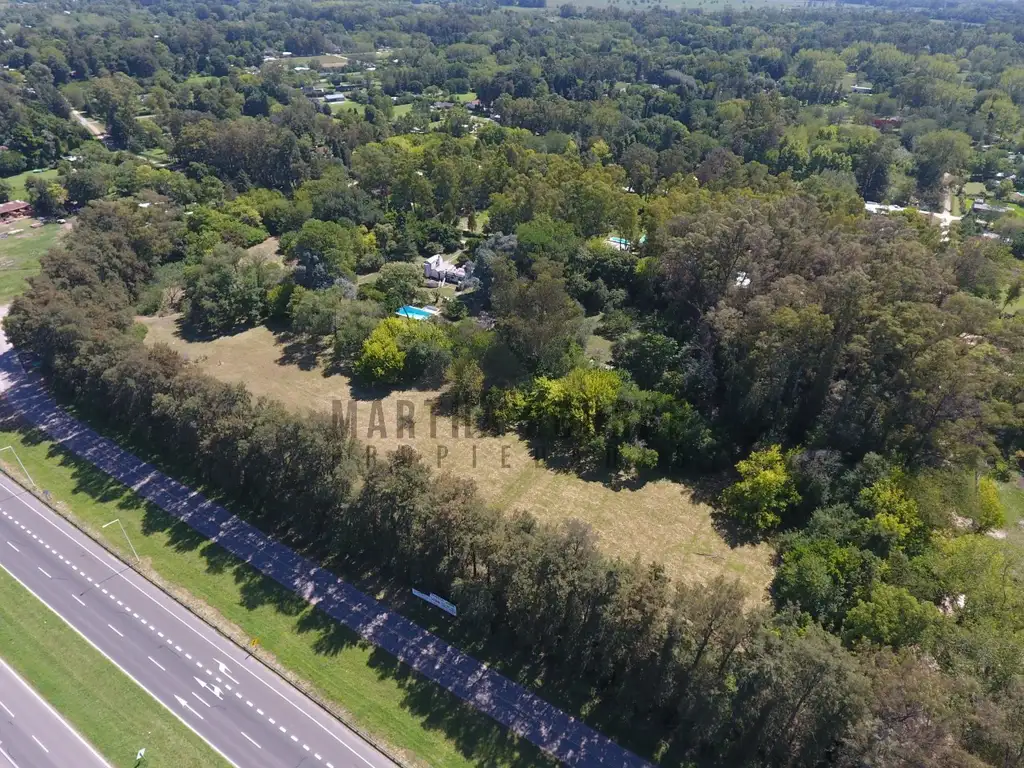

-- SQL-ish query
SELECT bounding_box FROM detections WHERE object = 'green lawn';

[998,480,1024,527]
[182,74,218,86]
[585,332,614,364]
[0,424,552,768]
[3,168,58,201]
[0,223,62,303]
[332,101,366,116]
[284,54,349,68]
[454,91,478,102]
[393,103,413,117]
[0,566,230,768]
[963,181,986,197]
[138,147,169,165]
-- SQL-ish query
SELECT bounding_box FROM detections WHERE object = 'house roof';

[0,200,31,215]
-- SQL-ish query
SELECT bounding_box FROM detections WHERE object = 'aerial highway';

[0,309,650,768]
[0,657,111,768]
[0,470,396,768]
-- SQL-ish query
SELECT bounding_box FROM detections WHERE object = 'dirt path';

[71,110,106,139]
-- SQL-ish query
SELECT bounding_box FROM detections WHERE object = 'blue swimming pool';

[396,305,435,320]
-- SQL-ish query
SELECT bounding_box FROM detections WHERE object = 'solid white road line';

[148,656,166,672]
[191,692,211,708]
[0,745,20,767]
[30,735,48,753]
[0,656,112,767]
[72,594,86,607]
[0,562,239,768]
[5,542,17,552]
[106,624,124,638]
[240,731,262,749]
[0,699,14,717]
[0,475,381,768]
[35,567,50,579]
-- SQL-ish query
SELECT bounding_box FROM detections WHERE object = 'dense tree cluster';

[11,0,1024,764]
[0,202,898,765]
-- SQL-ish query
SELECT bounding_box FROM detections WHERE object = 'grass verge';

[0,421,552,768]
[0,565,230,768]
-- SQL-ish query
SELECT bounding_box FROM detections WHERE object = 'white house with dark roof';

[423,254,466,282]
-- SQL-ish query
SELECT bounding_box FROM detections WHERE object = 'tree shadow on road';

[0,414,637,768]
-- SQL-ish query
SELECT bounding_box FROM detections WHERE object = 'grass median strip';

[0,564,230,768]
[0,423,552,768]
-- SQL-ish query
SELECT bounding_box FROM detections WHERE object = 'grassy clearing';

[138,147,169,164]
[332,101,366,116]
[963,181,987,197]
[0,565,230,768]
[585,332,614,365]
[1006,290,1024,314]
[3,168,58,201]
[0,423,553,768]
[182,74,218,86]
[0,221,63,303]
[245,236,281,263]
[140,316,773,593]
[393,103,413,117]
[454,91,478,102]
[286,54,349,68]
[997,480,1024,546]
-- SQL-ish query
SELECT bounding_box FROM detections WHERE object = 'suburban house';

[0,200,32,223]
[423,254,466,282]
[972,201,1011,219]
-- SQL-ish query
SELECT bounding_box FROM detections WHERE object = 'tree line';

[9,196,1024,767]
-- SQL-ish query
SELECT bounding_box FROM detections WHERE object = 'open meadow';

[3,167,58,201]
[0,219,64,303]
[140,314,773,596]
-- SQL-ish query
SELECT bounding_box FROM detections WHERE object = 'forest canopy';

[7,0,1024,765]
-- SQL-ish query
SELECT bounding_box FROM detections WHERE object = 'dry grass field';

[140,315,773,595]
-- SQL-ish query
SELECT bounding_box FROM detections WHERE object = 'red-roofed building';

[0,200,32,222]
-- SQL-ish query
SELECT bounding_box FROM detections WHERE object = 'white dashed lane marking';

[241,732,262,750]
[1,509,346,765]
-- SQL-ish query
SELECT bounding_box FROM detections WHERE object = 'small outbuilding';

[0,200,32,223]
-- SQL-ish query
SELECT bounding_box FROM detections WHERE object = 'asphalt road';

[0,306,651,768]
[0,471,395,768]
[0,656,111,768]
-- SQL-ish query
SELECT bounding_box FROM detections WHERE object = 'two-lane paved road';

[0,657,111,768]
[0,472,395,768]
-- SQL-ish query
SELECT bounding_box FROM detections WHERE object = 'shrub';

[356,317,452,385]
[619,442,658,474]
[977,476,1006,531]
[721,445,800,533]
